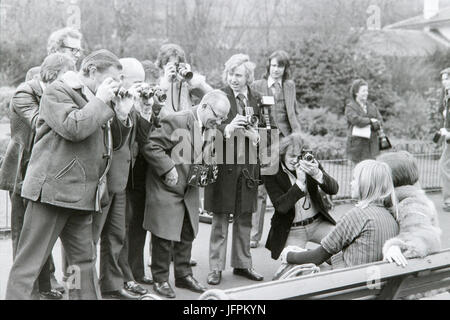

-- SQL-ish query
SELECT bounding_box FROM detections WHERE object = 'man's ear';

[88,66,97,80]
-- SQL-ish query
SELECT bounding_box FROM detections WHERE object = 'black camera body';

[137,86,167,103]
[244,114,259,129]
[298,149,315,163]
[174,62,193,81]
[115,86,167,103]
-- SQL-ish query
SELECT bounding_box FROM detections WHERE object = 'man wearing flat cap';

[6,49,131,300]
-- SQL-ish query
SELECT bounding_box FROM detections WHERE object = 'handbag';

[378,128,392,151]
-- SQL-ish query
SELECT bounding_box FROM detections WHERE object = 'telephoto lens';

[176,63,193,81]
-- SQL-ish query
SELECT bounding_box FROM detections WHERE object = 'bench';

[199,249,450,300]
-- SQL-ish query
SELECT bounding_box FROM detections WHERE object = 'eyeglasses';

[61,45,83,56]
[203,103,227,122]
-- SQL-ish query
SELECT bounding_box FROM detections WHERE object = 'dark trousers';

[6,201,100,300]
[92,191,127,292]
[116,193,137,283]
[151,212,194,283]
[125,187,148,280]
[9,191,54,293]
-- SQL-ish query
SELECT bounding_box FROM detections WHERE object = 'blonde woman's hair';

[353,160,398,218]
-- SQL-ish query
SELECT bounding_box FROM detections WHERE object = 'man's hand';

[96,78,120,104]
[224,115,248,137]
[164,167,178,186]
[384,245,408,267]
[114,96,134,122]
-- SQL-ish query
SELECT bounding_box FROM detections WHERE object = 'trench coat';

[141,106,202,242]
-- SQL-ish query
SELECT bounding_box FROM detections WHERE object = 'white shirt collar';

[268,76,282,89]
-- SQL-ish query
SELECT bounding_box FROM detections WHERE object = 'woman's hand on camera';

[297,159,323,183]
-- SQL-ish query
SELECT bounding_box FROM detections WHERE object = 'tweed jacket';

[251,79,301,137]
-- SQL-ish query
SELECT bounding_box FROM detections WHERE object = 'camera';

[115,87,130,98]
[137,86,167,103]
[297,149,315,163]
[115,85,167,103]
[174,62,193,81]
[244,115,259,129]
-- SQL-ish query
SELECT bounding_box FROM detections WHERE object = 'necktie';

[236,94,246,115]
[272,82,282,101]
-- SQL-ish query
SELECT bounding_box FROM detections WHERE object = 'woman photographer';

[274,160,399,279]
[264,133,339,260]
[345,79,384,164]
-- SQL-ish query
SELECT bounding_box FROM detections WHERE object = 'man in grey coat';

[141,89,230,298]
[6,50,129,300]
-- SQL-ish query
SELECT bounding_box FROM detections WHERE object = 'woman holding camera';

[345,79,384,164]
[264,133,339,260]
[273,159,399,279]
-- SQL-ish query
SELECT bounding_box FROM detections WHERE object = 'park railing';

[0,153,444,230]
[320,153,442,200]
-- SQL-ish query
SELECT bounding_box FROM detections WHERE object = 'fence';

[321,153,442,200]
[0,153,444,230]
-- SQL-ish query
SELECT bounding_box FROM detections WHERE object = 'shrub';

[297,107,347,137]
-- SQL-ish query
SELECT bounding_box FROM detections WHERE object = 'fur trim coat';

[383,185,442,259]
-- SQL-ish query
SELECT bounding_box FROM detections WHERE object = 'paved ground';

[0,192,449,300]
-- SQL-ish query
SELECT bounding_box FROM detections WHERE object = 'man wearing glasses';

[140,90,230,299]
[47,27,83,63]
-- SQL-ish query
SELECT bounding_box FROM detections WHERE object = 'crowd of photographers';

[0,26,445,300]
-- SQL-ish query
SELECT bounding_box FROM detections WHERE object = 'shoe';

[136,276,154,285]
[50,274,65,294]
[443,205,450,212]
[102,288,141,300]
[153,282,176,299]
[250,241,259,248]
[233,268,264,281]
[207,270,222,285]
[175,275,206,293]
[190,258,198,267]
[39,289,63,300]
[124,281,148,295]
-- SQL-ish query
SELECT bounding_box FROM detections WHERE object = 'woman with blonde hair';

[378,151,442,267]
[274,160,399,278]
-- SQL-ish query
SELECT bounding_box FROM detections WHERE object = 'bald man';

[141,90,230,298]
[92,58,153,299]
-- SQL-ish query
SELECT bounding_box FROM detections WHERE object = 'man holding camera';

[155,43,213,117]
[249,50,302,249]
[6,49,126,300]
[140,90,230,298]
[205,54,263,286]
[92,58,156,299]
[438,68,450,212]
